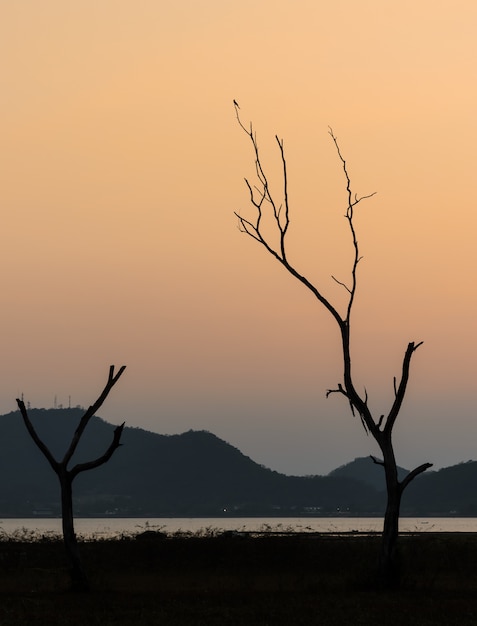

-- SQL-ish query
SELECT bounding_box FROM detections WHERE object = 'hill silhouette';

[328,457,477,516]
[0,409,381,517]
[401,461,477,515]
[329,457,410,491]
[0,409,474,517]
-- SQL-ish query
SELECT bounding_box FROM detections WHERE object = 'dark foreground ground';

[0,530,477,625]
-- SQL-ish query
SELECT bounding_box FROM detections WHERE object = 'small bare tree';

[233,103,432,586]
[17,365,126,591]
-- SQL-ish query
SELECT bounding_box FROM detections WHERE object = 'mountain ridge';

[0,409,474,516]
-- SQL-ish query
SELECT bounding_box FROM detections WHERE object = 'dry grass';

[0,531,476,625]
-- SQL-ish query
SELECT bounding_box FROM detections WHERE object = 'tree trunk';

[60,474,89,591]
[380,482,402,588]
[378,439,403,589]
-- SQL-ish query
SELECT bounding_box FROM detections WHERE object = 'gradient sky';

[1,0,476,476]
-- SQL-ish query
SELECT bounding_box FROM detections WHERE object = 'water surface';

[2,517,476,539]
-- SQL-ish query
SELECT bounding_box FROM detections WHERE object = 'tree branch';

[70,422,125,478]
[62,365,126,466]
[326,383,348,399]
[16,399,59,472]
[331,275,352,294]
[384,342,423,434]
[234,105,346,329]
[400,462,433,491]
[328,128,376,324]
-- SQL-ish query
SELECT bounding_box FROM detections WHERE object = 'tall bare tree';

[233,103,432,586]
[17,365,126,591]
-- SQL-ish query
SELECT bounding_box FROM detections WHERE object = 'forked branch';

[384,342,423,433]
[234,103,378,333]
[70,422,125,478]
[328,128,376,322]
[17,365,126,476]
[62,365,126,466]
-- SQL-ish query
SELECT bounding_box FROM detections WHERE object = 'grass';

[0,529,476,624]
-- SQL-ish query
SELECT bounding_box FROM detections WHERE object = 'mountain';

[0,409,381,517]
[328,456,477,516]
[0,409,475,517]
[401,461,477,515]
[328,457,410,491]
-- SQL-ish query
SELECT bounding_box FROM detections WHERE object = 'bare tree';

[16,365,126,591]
[233,103,432,586]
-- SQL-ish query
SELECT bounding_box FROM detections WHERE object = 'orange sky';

[1,0,476,475]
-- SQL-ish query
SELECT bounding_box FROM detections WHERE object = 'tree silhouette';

[17,365,126,591]
[233,103,432,587]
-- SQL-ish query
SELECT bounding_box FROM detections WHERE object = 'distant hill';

[0,409,381,517]
[0,409,474,517]
[401,461,477,515]
[328,456,477,516]
[328,457,410,491]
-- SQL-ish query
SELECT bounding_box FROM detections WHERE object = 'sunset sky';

[1,0,476,476]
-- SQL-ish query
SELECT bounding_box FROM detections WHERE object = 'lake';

[2,517,477,538]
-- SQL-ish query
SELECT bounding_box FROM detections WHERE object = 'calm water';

[1,517,477,538]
